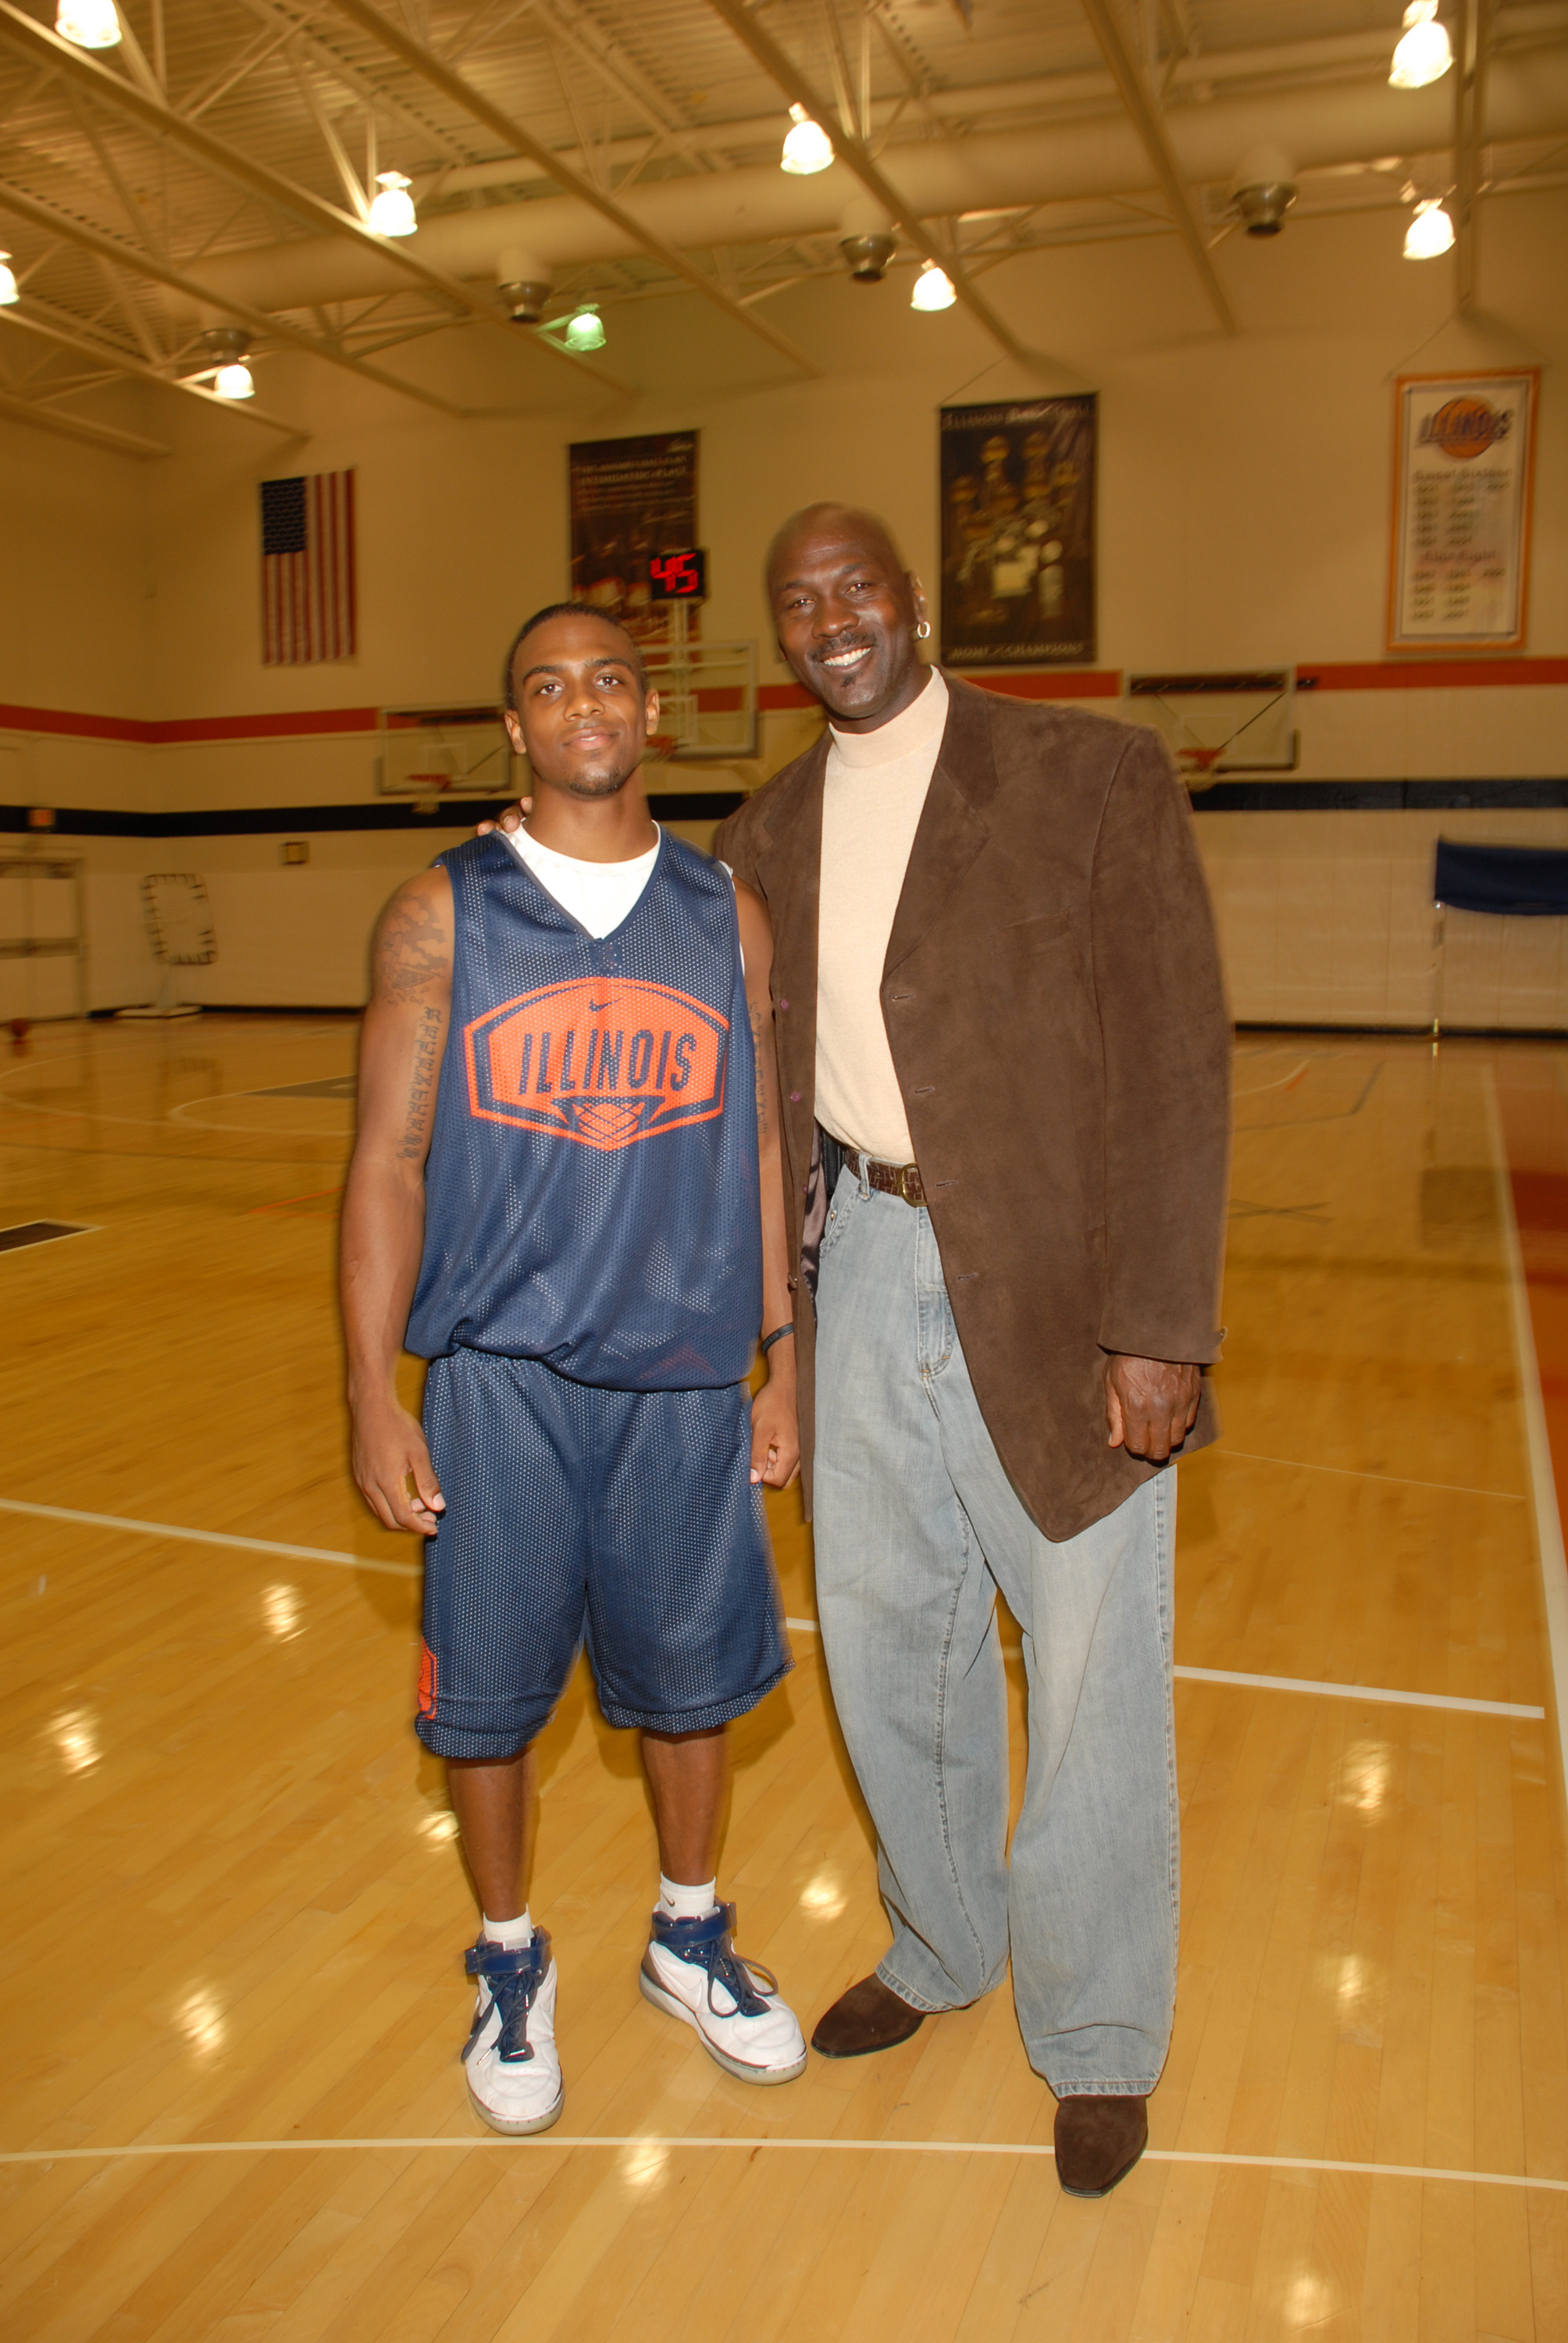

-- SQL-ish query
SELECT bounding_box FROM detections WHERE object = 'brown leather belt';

[845,1147,926,1207]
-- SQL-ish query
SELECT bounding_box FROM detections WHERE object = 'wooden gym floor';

[3,1018,1568,2341]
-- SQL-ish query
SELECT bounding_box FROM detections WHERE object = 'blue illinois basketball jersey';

[405,830,761,1389]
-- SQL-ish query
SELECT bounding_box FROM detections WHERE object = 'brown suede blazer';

[714,671,1230,1543]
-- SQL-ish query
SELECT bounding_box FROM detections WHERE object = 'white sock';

[659,1874,718,1922]
[482,1907,533,1948]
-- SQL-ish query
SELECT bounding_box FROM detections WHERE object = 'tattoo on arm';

[376,886,448,1004]
[397,1004,443,1161]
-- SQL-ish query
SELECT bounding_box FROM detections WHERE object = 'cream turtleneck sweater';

[815,666,949,1164]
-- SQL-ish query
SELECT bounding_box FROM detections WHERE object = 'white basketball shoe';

[640,1901,807,2084]
[461,1928,565,2134]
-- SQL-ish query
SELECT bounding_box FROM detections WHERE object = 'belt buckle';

[898,1163,921,1205]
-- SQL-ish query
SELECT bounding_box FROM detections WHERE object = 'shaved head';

[764,501,909,596]
[764,499,931,733]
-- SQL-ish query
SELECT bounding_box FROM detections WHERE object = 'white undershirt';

[501,823,661,938]
[816,667,948,1164]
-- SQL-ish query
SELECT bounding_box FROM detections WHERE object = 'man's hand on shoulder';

[475,798,531,839]
[1105,1355,1200,1462]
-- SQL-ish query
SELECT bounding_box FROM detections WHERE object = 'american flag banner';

[260,471,356,665]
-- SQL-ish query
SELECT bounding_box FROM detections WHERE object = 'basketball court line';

[0,1496,420,1578]
[1210,1450,1526,1503]
[1235,1061,1383,1132]
[0,1498,1543,1719]
[1231,1057,1311,1097]
[1489,1072,1568,1806]
[0,2134,1563,2192]
[786,1613,1540,1717]
[168,1090,355,1136]
[0,1032,355,1136]
[246,1185,344,1217]
[1169,1663,1540,1717]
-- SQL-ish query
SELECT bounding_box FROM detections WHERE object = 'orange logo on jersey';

[465,975,729,1150]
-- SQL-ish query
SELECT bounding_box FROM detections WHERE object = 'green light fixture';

[564,304,606,353]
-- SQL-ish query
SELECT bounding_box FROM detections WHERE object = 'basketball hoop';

[1129,672,1296,780]
[377,706,511,797]
[637,640,757,762]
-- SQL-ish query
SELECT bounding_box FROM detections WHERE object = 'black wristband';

[760,1322,796,1354]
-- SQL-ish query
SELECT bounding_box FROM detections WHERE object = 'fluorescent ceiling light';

[1403,198,1455,258]
[0,253,17,306]
[564,305,605,352]
[213,362,255,398]
[55,0,120,47]
[911,262,957,312]
[367,172,417,237]
[1390,2,1452,88]
[781,105,833,176]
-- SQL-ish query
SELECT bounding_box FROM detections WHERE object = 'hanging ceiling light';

[1403,197,1455,258]
[564,303,606,352]
[1389,2,1452,88]
[55,0,121,47]
[198,326,255,398]
[367,171,417,237]
[497,246,553,325]
[0,253,18,307]
[781,104,833,176]
[910,261,957,313]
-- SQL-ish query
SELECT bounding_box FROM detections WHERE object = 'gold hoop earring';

[915,620,931,640]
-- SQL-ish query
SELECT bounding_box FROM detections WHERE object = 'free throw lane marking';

[0,2135,1563,2191]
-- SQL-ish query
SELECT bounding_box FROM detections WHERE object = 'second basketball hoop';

[1126,669,1297,783]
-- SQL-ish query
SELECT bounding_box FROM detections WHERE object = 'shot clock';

[648,548,707,603]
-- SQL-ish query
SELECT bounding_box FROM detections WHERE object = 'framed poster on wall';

[939,396,1096,668]
[1388,370,1538,651]
[568,432,698,641]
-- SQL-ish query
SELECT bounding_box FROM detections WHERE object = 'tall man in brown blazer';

[712,503,1230,2199]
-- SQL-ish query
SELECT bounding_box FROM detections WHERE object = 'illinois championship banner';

[939,396,1096,669]
[568,432,698,641]
[1388,371,1538,651]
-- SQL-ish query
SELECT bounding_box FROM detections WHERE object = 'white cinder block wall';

[1,191,1565,1027]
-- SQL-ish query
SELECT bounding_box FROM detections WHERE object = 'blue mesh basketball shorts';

[415,1347,791,1757]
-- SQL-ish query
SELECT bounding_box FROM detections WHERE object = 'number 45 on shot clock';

[649,548,707,602]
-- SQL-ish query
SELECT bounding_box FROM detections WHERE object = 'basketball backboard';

[1125,669,1297,780]
[377,705,512,797]
[640,638,757,762]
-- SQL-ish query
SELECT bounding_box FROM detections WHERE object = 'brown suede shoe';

[1053,2093,1149,2198]
[811,1973,926,2059]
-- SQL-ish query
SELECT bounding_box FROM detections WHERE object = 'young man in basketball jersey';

[341,604,806,2134]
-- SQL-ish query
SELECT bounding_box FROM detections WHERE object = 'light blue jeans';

[812,1168,1179,2095]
